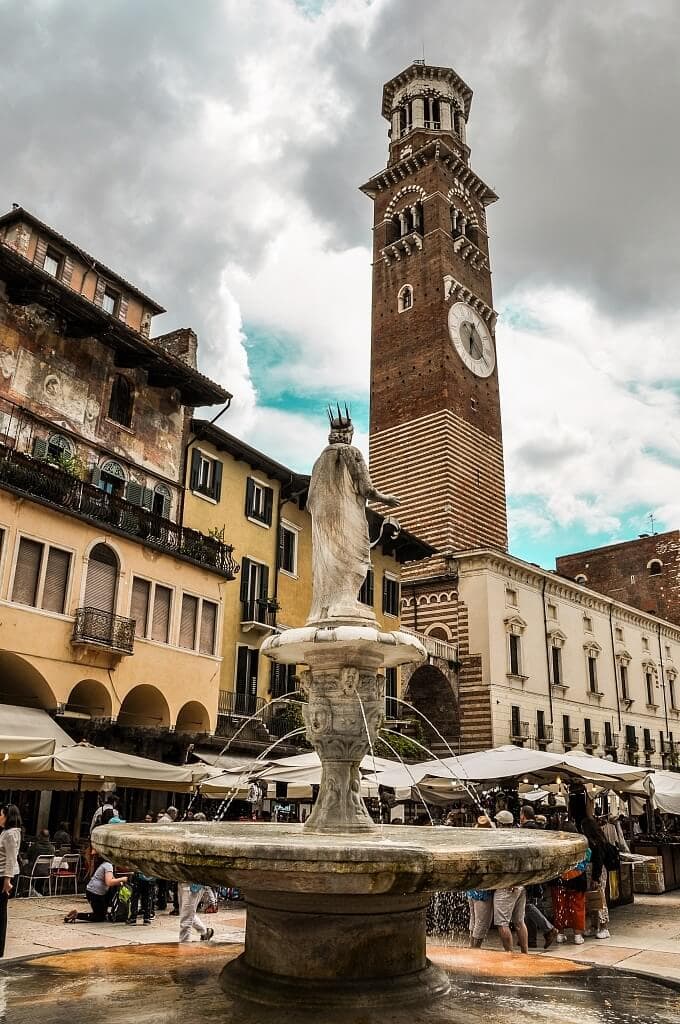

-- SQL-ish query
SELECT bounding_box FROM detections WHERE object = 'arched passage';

[404,663,459,747]
[0,653,57,710]
[66,680,112,720]
[175,700,211,734]
[118,684,170,729]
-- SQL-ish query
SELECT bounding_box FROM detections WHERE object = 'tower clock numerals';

[447,301,495,378]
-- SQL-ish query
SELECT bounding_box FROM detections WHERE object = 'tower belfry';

[361,63,508,580]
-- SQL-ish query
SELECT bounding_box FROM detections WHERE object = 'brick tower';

[361,63,507,751]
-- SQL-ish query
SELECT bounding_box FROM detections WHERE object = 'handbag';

[586,887,606,912]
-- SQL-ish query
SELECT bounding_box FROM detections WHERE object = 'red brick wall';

[556,531,680,625]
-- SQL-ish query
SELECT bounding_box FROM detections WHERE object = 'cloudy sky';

[2,0,680,567]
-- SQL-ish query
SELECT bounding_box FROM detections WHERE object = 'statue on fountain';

[306,404,399,626]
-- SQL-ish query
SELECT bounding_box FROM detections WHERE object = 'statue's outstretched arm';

[348,449,399,508]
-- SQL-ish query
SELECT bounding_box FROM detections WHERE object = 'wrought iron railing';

[537,724,554,744]
[510,720,529,740]
[72,607,135,654]
[218,689,263,719]
[563,728,579,746]
[644,738,656,753]
[241,599,277,628]
[584,731,600,749]
[0,441,238,577]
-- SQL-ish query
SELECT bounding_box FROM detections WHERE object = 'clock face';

[447,301,495,378]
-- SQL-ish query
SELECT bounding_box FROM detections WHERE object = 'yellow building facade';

[183,420,433,735]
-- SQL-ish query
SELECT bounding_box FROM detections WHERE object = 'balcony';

[510,720,529,744]
[536,724,554,746]
[624,738,639,753]
[604,733,619,751]
[583,731,600,751]
[240,599,278,633]
[401,627,458,665]
[644,738,657,754]
[563,728,579,748]
[0,442,238,577]
[72,607,135,655]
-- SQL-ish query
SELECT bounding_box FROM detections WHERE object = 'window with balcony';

[240,557,274,628]
[152,484,171,519]
[537,709,547,742]
[270,662,296,700]
[382,573,400,617]
[584,718,593,747]
[11,536,71,614]
[94,459,126,497]
[625,724,638,752]
[604,720,615,750]
[279,522,298,576]
[511,705,522,741]
[245,477,273,525]
[359,567,375,607]
[385,667,398,719]
[108,375,134,428]
[235,645,259,715]
[190,449,222,502]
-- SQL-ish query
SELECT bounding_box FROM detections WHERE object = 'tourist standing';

[581,815,612,940]
[520,806,558,949]
[492,811,529,954]
[551,827,590,945]
[178,882,214,943]
[0,804,23,957]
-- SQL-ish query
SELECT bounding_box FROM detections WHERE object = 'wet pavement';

[2,942,678,1024]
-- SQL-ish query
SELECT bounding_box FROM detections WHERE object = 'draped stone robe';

[306,442,377,626]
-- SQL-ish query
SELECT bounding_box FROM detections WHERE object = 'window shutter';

[245,478,255,517]
[117,294,129,324]
[211,459,223,502]
[91,465,103,489]
[249,648,259,696]
[161,494,171,518]
[382,574,388,614]
[367,569,374,607]
[240,558,252,602]
[264,486,273,525]
[84,546,118,613]
[199,600,217,654]
[179,594,198,649]
[125,481,144,506]
[32,436,49,460]
[12,538,43,606]
[93,278,106,308]
[259,564,269,601]
[141,487,154,511]
[61,255,74,286]
[151,585,172,643]
[278,526,285,570]
[33,237,48,269]
[190,449,201,491]
[41,547,70,614]
[236,646,249,692]
[130,577,150,637]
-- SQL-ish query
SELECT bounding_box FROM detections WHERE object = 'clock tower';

[361,62,508,584]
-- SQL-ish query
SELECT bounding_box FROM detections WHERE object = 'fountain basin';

[94,822,585,1007]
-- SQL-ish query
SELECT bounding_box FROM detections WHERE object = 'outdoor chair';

[51,853,81,896]
[15,854,55,897]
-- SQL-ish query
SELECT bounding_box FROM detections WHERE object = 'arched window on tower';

[648,559,663,576]
[451,205,463,239]
[398,102,413,138]
[397,285,413,313]
[425,97,441,129]
[108,374,134,428]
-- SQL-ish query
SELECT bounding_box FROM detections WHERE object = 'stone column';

[440,100,452,132]
[412,96,425,129]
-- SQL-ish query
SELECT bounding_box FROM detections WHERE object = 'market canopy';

[621,770,680,816]
[0,740,208,792]
[0,704,74,758]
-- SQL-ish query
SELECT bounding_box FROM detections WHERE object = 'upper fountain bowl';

[261,624,426,669]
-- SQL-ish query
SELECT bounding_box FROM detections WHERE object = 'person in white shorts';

[492,810,529,954]
[178,882,214,943]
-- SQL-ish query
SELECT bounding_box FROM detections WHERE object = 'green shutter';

[190,449,201,490]
[264,486,273,525]
[141,487,154,510]
[125,481,144,506]
[212,459,223,502]
[32,437,49,461]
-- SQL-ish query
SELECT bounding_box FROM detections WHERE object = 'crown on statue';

[327,403,353,431]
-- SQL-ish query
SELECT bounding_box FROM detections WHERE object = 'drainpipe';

[178,400,231,530]
[542,577,554,726]
[608,604,623,732]
[657,623,670,738]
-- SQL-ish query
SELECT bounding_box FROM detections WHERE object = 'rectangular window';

[547,602,558,620]
[583,615,593,633]
[604,721,613,747]
[642,637,649,652]
[615,627,624,642]
[240,558,271,624]
[235,645,259,715]
[588,655,598,693]
[584,718,592,745]
[620,663,629,700]
[505,587,518,607]
[551,645,562,686]
[625,724,637,749]
[670,676,677,710]
[511,705,521,736]
[12,537,70,614]
[509,633,521,676]
[279,524,297,576]
[179,594,198,649]
[562,714,571,743]
[102,287,119,315]
[643,727,652,752]
[130,577,151,637]
[385,667,398,719]
[199,600,218,655]
[537,709,546,741]
[245,477,273,525]
[359,568,375,607]
[43,247,62,278]
[645,671,655,706]
[190,449,222,502]
[270,663,296,700]
[382,574,400,617]
[151,584,172,643]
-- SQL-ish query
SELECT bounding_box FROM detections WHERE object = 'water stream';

[375,729,434,825]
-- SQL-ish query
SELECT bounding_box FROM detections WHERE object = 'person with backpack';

[63,854,128,923]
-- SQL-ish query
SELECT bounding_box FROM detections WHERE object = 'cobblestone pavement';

[4,890,680,987]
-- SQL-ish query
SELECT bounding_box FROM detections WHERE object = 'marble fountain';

[5,412,680,1023]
